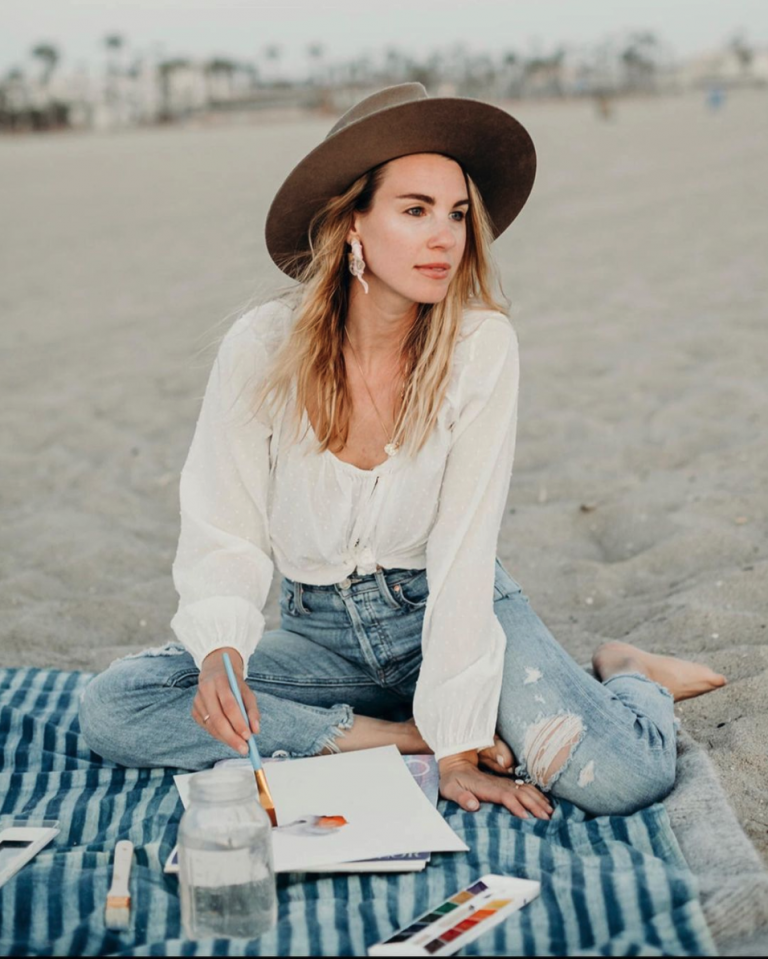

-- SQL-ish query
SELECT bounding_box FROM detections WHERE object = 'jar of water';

[178,768,277,939]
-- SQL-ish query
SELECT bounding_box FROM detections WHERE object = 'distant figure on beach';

[80,83,727,823]
[595,92,614,121]
[707,84,726,112]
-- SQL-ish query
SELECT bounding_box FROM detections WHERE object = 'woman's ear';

[347,212,363,246]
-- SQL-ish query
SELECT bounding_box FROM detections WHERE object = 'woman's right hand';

[192,647,261,755]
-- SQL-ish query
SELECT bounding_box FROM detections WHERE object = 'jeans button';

[340,577,352,589]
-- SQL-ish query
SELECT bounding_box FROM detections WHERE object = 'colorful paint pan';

[367,873,541,957]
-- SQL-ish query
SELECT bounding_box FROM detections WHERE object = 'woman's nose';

[428,225,458,250]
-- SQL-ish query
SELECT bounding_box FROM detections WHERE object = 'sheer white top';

[170,299,520,761]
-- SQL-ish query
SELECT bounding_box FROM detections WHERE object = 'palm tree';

[104,33,125,75]
[1,67,29,130]
[157,58,191,121]
[204,57,237,104]
[103,33,126,120]
[620,31,660,93]
[31,43,59,86]
[264,44,282,84]
[729,33,754,80]
[306,42,324,86]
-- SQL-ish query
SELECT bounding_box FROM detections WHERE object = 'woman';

[79,83,726,821]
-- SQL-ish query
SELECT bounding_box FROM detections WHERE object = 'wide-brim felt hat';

[265,82,536,279]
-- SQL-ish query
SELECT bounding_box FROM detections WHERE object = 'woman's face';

[348,153,469,307]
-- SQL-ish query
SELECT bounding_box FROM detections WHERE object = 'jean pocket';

[164,667,200,689]
[386,570,429,611]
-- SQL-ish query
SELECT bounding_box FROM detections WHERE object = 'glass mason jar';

[178,768,277,940]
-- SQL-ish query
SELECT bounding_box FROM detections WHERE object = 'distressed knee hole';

[523,713,584,788]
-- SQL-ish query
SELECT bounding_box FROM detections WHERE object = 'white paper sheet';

[174,745,467,874]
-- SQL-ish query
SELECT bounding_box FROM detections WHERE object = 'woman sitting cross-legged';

[79,83,726,821]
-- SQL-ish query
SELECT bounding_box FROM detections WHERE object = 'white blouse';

[170,299,520,762]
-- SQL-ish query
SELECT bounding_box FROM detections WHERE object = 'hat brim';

[264,96,536,279]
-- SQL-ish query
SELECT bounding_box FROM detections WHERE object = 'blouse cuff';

[433,737,497,764]
[170,596,264,679]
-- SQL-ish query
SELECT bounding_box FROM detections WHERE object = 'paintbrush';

[104,839,134,931]
[222,652,278,827]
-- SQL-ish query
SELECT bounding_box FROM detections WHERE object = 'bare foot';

[320,715,432,755]
[592,640,727,702]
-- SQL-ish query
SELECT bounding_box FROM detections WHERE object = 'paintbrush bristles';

[105,895,131,931]
[255,769,278,827]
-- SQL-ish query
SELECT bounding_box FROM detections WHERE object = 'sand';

[2,90,766,864]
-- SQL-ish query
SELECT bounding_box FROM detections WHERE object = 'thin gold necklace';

[344,328,406,458]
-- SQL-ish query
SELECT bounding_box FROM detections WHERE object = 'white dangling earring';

[348,237,369,294]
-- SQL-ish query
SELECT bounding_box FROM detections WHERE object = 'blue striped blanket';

[0,668,717,956]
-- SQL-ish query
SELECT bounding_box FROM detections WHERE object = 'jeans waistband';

[284,566,424,595]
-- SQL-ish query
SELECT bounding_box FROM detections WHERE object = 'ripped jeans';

[79,558,678,817]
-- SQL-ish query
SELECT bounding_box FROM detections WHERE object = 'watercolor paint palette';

[367,873,540,956]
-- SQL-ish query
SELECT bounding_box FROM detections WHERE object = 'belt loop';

[374,565,400,610]
[294,580,309,615]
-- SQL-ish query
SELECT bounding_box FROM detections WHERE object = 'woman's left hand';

[438,751,552,820]
[478,733,516,775]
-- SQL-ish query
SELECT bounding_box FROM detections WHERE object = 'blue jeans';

[79,559,678,816]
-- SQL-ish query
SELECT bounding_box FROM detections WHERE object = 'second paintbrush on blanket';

[222,652,278,826]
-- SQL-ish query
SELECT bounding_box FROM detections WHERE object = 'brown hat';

[265,82,536,279]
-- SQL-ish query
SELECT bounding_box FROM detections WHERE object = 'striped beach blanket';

[0,667,717,956]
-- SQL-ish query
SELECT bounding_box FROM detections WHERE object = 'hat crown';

[326,82,429,139]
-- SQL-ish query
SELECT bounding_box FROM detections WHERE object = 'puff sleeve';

[413,314,520,761]
[169,309,275,679]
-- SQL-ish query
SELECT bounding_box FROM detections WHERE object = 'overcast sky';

[3,0,766,76]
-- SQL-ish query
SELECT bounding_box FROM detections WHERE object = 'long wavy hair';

[250,155,509,458]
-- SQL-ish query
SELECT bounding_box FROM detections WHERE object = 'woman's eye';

[405,207,466,221]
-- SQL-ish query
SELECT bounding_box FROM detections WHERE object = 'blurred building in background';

[1,31,765,134]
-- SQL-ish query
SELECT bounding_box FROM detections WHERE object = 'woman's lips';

[415,266,450,279]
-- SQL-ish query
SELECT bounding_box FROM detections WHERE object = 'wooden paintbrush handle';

[108,840,134,899]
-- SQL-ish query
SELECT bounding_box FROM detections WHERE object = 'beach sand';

[2,90,766,863]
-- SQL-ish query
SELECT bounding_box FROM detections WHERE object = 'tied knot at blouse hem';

[170,298,520,760]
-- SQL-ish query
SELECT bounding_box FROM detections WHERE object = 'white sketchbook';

[171,745,467,874]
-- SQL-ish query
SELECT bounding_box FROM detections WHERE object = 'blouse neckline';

[299,405,401,478]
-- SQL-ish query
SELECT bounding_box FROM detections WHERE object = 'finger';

[191,702,205,727]
[198,684,249,755]
[468,775,532,820]
[489,778,549,820]
[486,783,530,820]
[522,785,554,816]
[477,752,505,774]
[500,784,553,821]
[516,787,552,820]
[493,735,515,771]
[440,780,481,813]
[218,684,252,743]
[191,697,209,731]
[513,779,554,814]
[495,785,532,820]
[239,681,261,734]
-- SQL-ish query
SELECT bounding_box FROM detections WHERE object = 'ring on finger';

[203,713,211,725]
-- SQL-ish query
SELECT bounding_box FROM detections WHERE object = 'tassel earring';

[348,237,369,294]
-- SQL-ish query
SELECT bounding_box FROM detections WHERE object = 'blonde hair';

[251,156,509,458]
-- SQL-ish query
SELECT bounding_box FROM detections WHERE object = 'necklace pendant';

[384,442,399,457]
